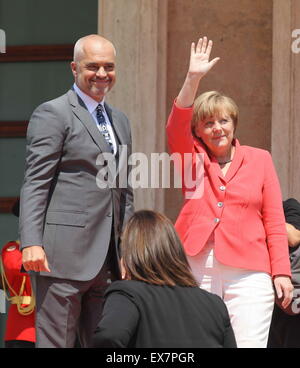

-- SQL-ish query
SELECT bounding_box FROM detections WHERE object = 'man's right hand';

[22,245,51,273]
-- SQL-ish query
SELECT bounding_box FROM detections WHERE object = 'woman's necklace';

[218,159,232,165]
[209,145,235,166]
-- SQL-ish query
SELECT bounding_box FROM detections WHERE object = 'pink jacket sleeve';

[262,151,291,277]
[166,101,195,155]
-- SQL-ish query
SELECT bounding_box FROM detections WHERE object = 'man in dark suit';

[19,34,134,348]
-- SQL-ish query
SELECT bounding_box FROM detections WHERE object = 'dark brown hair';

[121,210,198,287]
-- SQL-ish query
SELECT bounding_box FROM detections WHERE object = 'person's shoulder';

[187,285,216,299]
[1,241,20,255]
[28,90,74,128]
[241,145,270,156]
[33,90,71,113]
[1,242,21,269]
[284,198,300,209]
[240,145,273,164]
[105,280,145,295]
[189,286,228,311]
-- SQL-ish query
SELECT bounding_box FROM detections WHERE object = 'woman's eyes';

[205,119,228,127]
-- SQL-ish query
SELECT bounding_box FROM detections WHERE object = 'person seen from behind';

[94,210,237,348]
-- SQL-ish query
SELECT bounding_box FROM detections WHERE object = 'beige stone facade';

[272,0,300,199]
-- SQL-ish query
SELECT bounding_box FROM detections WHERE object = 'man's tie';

[96,104,114,153]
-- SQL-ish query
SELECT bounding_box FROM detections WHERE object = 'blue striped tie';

[96,104,114,153]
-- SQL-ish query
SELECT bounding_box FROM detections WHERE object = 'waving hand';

[189,37,220,77]
[177,36,220,108]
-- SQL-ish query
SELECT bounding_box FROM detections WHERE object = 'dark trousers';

[268,304,300,348]
[32,243,119,348]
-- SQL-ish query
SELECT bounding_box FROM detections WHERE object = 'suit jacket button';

[214,218,220,223]
[107,212,112,217]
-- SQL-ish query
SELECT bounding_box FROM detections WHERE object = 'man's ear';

[70,61,77,78]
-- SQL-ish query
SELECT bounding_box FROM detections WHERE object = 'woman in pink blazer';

[166,36,293,348]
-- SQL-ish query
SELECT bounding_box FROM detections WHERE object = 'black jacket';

[94,280,236,348]
[283,198,300,285]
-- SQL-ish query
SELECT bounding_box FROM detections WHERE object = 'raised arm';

[167,37,220,156]
[176,36,220,108]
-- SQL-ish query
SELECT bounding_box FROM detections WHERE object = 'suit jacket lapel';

[67,89,112,153]
[194,138,223,183]
[194,137,244,184]
[104,102,126,146]
[208,139,245,183]
[223,139,244,183]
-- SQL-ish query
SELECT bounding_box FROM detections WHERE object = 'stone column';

[272,0,300,199]
[98,0,168,212]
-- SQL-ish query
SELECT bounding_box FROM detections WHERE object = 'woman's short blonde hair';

[191,91,239,136]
